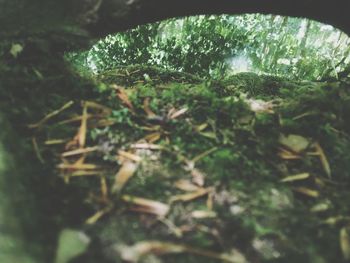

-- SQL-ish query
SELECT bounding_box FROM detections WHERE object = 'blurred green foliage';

[68,14,350,80]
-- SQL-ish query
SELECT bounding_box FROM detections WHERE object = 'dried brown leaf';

[112,161,138,193]
[174,180,201,192]
[122,195,170,217]
[170,188,211,203]
[112,85,135,113]
[169,107,188,119]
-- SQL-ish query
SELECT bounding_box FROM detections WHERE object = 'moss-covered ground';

[1,37,350,263]
[25,64,350,263]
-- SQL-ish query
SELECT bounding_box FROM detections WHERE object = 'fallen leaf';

[323,216,350,226]
[115,241,244,263]
[340,227,350,260]
[199,132,217,139]
[314,142,331,178]
[292,187,319,198]
[112,85,135,113]
[278,147,302,159]
[117,150,142,163]
[310,201,331,213]
[10,43,23,58]
[55,229,90,263]
[191,210,217,219]
[191,168,205,186]
[174,180,201,192]
[280,173,310,183]
[144,132,162,143]
[170,188,211,203]
[246,98,274,113]
[279,134,310,153]
[195,123,209,132]
[169,107,188,119]
[112,161,139,193]
[143,98,157,117]
[122,195,170,217]
[85,101,112,115]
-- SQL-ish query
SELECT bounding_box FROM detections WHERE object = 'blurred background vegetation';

[67,14,350,81]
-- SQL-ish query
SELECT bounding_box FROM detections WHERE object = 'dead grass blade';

[280,173,310,183]
[122,195,170,217]
[130,143,163,150]
[191,147,218,163]
[61,146,99,157]
[57,163,100,170]
[70,171,102,177]
[77,102,88,148]
[85,205,113,225]
[28,100,74,129]
[170,188,211,203]
[45,139,68,145]
[56,114,95,125]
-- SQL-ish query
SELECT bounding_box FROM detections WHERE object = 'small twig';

[32,137,45,164]
[28,100,74,129]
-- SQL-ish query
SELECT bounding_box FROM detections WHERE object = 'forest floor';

[24,64,350,263]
